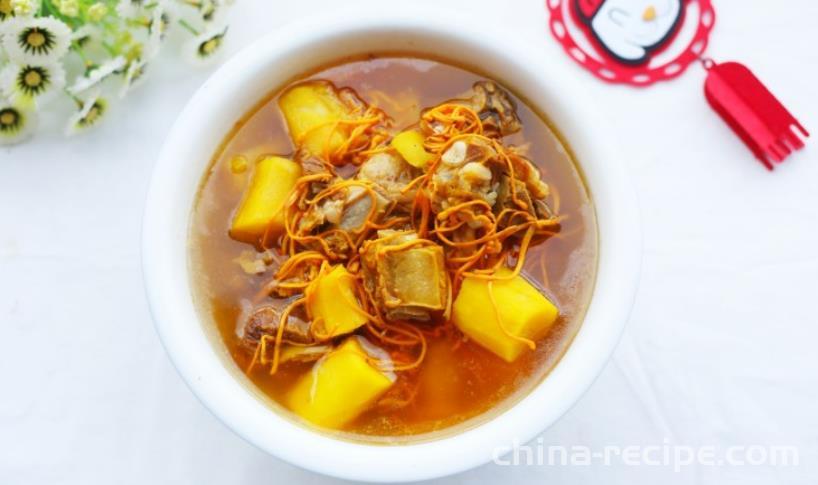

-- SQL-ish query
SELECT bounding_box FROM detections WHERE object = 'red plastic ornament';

[703,60,809,170]
[547,0,715,86]
[546,0,809,168]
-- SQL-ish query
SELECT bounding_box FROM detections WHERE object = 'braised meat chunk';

[361,231,449,321]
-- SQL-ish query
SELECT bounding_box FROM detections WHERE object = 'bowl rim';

[142,6,641,482]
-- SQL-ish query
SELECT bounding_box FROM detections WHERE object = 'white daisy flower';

[70,24,101,48]
[68,56,126,94]
[181,25,227,66]
[143,31,160,60]
[57,0,78,17]
[176,0,227,24]
[0,61,65,107]
[0,0,15,22]
[65,90,108,135]
[0,98,36,145]
[143,4,169,58]
[119,57,148,98]
[198,0,226,24]
[115,0,147,19]
[1,17,72,63]
[86,2,108,22]
[149,3,170,35]
[11,0,40,17]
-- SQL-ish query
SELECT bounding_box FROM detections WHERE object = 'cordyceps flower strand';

[0,0,235,144]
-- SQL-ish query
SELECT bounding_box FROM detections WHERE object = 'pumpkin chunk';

[286,337,394,429]
[452,268,558,362]
[230,156,301,244]
[307,265,368,339]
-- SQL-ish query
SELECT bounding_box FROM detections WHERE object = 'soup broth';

[190,57,597,438]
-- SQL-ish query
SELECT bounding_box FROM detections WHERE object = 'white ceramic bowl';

[142,6,641,482]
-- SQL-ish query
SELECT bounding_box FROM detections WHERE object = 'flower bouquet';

[0,0,233,145]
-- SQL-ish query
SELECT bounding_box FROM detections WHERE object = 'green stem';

[63,87,82,106]
[99,17,118,35]
[125,17,150,29]
[101,41,118,56]
[177,18,199,36]
[40,0,57,17]
[72,45,89,63]
[40,0,82,30]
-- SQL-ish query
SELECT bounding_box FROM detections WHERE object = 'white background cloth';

[1,1,816,483]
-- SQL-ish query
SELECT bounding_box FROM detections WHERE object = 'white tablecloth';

[2,1,816,483]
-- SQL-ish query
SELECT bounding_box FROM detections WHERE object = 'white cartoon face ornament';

[577,0,683,64]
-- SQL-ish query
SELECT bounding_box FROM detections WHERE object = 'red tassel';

[703,60,809,170]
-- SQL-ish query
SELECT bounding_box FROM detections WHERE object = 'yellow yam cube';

[391,130,434,168]
[225,144,281,192]
[279,81,350,158]
[286,337,394,429]
[308,265,368,339]
[230,156,301,244]
[452,269,559,362]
